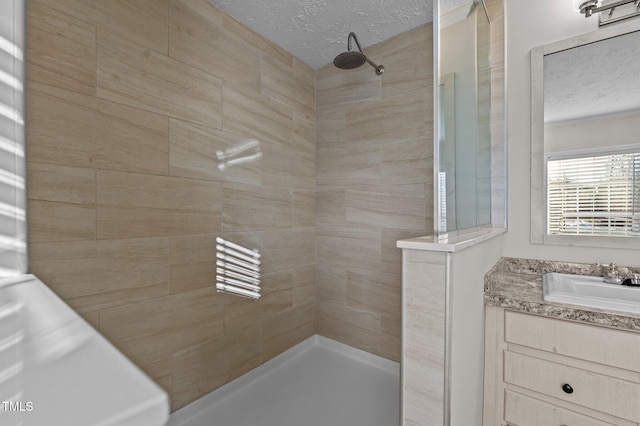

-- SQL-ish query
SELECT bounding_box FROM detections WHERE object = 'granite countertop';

[485,257,640,332]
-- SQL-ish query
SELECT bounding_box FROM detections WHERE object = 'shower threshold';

[167,335,400,426]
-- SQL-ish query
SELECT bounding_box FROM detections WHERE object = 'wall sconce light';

[576,0,640,25]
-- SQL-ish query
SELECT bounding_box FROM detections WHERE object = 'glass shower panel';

[437,0,491,234]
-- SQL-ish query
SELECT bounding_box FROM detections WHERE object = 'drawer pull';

[562,383,574,394]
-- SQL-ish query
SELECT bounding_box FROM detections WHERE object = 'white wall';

[0,0,27,276]
[450,234,503,426]
[504,0,640,264]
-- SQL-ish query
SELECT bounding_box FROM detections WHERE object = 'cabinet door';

[505,391,617,426]
[505,351,640,423]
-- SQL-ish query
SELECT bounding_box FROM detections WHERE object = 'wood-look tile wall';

[26,0,316,410]
[315,25,434,362]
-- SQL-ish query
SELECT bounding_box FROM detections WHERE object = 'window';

[547,151,640,237]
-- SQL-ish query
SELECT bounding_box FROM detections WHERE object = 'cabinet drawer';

[505,351,640,422]
[505,390,616,426]
[505,310,640,372]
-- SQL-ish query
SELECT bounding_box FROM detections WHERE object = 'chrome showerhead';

[333,32,384,76]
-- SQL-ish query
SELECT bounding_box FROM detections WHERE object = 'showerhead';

[333,51,367,70]
[333,32,384,76]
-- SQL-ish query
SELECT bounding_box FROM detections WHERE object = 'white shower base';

[167,335,400,426]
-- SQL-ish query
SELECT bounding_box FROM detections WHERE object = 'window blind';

[547,152,640,237]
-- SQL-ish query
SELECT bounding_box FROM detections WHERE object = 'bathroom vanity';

[483,258,640,426]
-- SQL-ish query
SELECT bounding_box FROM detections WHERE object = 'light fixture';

[577,0,640,25]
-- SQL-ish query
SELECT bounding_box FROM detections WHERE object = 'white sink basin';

[543,272,640,314]
[0,274,169,425]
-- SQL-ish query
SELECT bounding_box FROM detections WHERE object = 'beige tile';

[380,315,401,362]
[346,90,426,144]
[317,228,381,271]
[97,30,222,128]
[28,163,95,204]
[222,183,292,232]
[26,2,96,95]
[168,0,260,91]
[292,111,316,159]
[171,324,263,409]
[317,302,380,354]
[34,0,169,53]
[263,302,316,360]
[140,356,173,406]
[381,229,424,276]
[316,141,382,189]
[99,286,224,367]
[316,189,347,231]
[222,11,292,67]
[260,54,314,117]
[376,25,432,100]
[316,65,382,108]
[316,106,346,145]
[316,265,346,305]
[29,238,170,313]
[97,171,222,239]
[170,234,217,294]
[261,139,314,190]
[222,86,292,144]
[261,228,315,275]
[293,191,316,228]
[223,270,293,329]
[346,268,401,317]
[345,184,426,231]
[169,119,261,185]
[27,82,169,174]
[28,200,95,243]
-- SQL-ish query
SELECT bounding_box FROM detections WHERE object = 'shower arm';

[347,32,363,53]
[347,32,384,74]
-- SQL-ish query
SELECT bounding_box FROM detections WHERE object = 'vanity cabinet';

[483,306,640,426]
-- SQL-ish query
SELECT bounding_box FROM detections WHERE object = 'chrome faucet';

[603,263,623,284]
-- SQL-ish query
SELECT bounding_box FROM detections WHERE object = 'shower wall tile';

[169,234,217,295]
[27,163,97,243]
[263,302,316,361]
[98,286,224,368]
[346,90,426,144]
[316,23,433,361]
[97,171,222,239]
[261,139,315,190]
[97,30,222,128]
[222,11,293,68]
[28,163,96,204]
[171,324,263,410]
[316,67,382,108]
[293,190,316,228]
[222,183,292,232]
[168,118,261,185]
[345,184,426,231]
[26,2,96,96]
[29,238,171,313]
[222,86,292,144]
[168,0,261,91]
[316,265,347,305]
[28,0,316,411]
[345,268,401,318]
[28,200,95,243]
[261,54,315,118]
[32,0,169,54]
[27,82,169,175]
[317,229,382,271]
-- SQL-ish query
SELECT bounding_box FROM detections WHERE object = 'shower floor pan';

[167,335,400,426]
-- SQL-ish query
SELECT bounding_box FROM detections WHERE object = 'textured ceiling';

[208,0,436,69]
[544,30,640,123]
